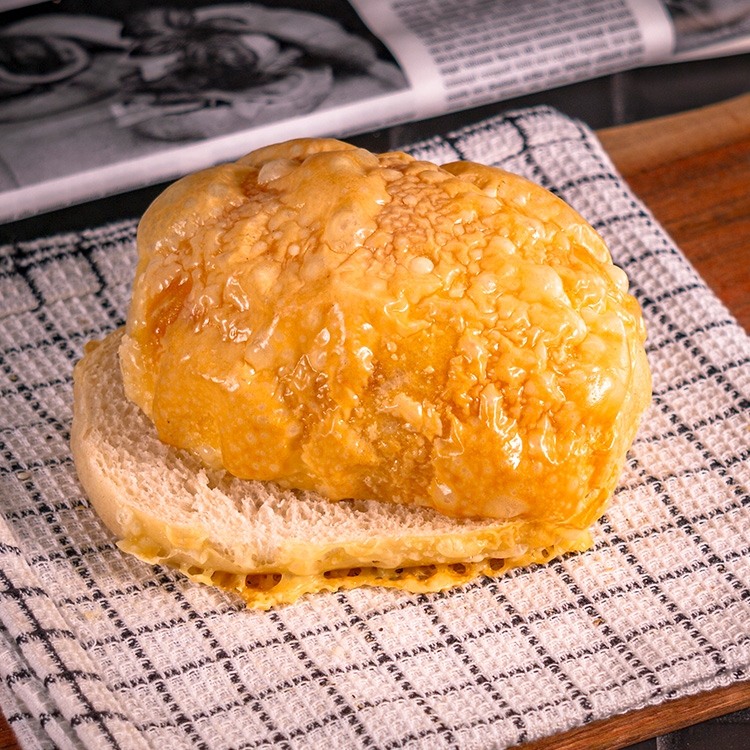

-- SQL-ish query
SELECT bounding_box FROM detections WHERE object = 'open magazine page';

[0,0,749,223]
[0,1,414,222]
[351,0,675,115]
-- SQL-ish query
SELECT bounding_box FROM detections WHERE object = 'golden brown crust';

[119,138,651,528]
[72,327,594,609]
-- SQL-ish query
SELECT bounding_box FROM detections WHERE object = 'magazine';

[0,0,748,223]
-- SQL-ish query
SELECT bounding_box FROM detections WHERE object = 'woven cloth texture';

[1,105,749,750]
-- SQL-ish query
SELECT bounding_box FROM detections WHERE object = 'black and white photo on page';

[0,0,408,195]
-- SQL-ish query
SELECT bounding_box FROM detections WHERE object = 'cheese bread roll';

[120,138,651,528]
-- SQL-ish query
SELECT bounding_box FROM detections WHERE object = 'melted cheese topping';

[120,529,592,611]
[121,138,650,526]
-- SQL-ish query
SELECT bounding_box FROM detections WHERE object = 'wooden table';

[1,93,749,750]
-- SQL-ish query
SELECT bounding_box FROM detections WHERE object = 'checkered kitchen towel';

[1,105,749,750]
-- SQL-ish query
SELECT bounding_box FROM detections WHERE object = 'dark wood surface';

[0,718,14,750]
[598,92,750,335]
[1,93,749,750]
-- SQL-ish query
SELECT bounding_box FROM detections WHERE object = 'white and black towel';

[1,106,749,750]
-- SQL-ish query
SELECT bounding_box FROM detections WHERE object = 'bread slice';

[71,327,593,609]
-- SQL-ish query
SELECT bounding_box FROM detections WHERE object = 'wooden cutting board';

[598,92,750,336]
[1,93,749,750]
